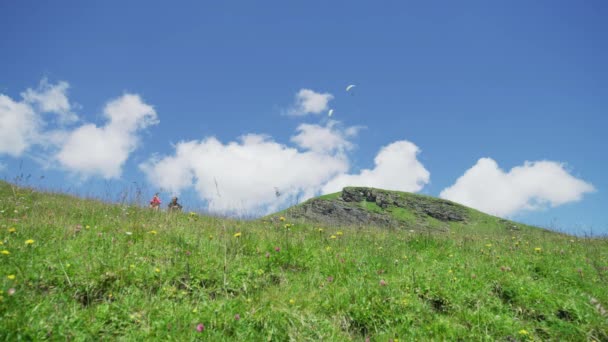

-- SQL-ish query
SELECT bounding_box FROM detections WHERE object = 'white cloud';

[287,89,334,116]
[0,94,40,156]
[0,162,6,172]
[291,120,361,153]
[140,133,350,215]
[322,140,430,194]
[0,79,78,158]
[22,79,77,124]
[439,158,595,217]
[57,94,158,179]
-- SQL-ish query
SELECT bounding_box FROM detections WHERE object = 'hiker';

[168,197,182,212]
[149,193,161,210]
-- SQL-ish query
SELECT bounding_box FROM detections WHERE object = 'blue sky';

[1,1,606,235]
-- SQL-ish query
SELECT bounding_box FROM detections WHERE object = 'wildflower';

[274,246,280,252]
[485,243,492,248]
[325,246,331,251]
[289,299,295,304]
[337,231,343,236]
[7,275,15,280]
[7,288,15,296]
[196,323,205,332]
[330,235,336,239]
[279,216,286,222]
[25,239,34,245]
[85,225,90,229]
[534,247,542,253]
[125,232,132,235]
[149,230,157,235]
[265,252,270,259]
[379,279,387,286]
[518,329,529,336]
[155,268,160,273]
[208,235,213,240]
[233,232,242,238]
[234,313,240,321]
[8,227,16,233]
[1,250,9,255]
[448,269,453,274]
[130,264,135,269]
[318,228,324,233]
[327,276,334,283]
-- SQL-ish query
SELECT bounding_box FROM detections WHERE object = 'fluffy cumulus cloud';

[0,79,78,157]
[0,94,40,156]
[440,158,595,217]
[322,141,430,194]
[22,79,77,124]
[56,94,158,179]
[287,89,334,116]
[141,120,431,215]
[291,120,361,153]
[140,133,349,215]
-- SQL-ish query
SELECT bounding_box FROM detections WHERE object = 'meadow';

[1,181,607,341]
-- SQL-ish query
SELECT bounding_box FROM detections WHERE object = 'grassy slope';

[1,181,607,341]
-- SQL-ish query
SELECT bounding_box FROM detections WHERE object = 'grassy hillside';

[1,181,607,340]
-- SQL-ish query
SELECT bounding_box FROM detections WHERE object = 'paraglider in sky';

[345,84,356,92]
[274,187,281,198]
[328,109,334,117]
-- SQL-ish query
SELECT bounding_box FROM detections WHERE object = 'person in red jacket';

[149,193,161,210]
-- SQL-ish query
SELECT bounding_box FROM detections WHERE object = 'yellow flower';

[534,247,542,253]
[233,232,242,238]
[85,225,90,229]
[1,250,9,255]
[318,228,324,232]
[208,235,213,240]
[8,227,16,233]
[155,268,160,273]
[336,231,343,236]
[485,243,492,248]
[448,269,453,274]
[25,239,34,245]
[289,299,295,304]
[330,235,336,239]
[325,246,332,251]
[130,264,135,269]
[149,230,157,235]
[518,329,529,335]
[7,275,15,280]
[279,216,286,222]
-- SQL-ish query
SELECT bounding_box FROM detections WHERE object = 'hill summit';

[278,187,522,232]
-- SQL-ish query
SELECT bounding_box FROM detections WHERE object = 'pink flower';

[379,279,387,286]
[327,276,334,283]
[196,323,205,332]
[274,246,280,252]
[234,314,240,321]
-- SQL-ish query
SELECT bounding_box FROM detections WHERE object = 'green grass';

[1,181,607,340]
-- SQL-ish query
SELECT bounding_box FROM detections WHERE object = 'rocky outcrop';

[285,196,400,227]
[282,187,468,227]
[342,187,467,222]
